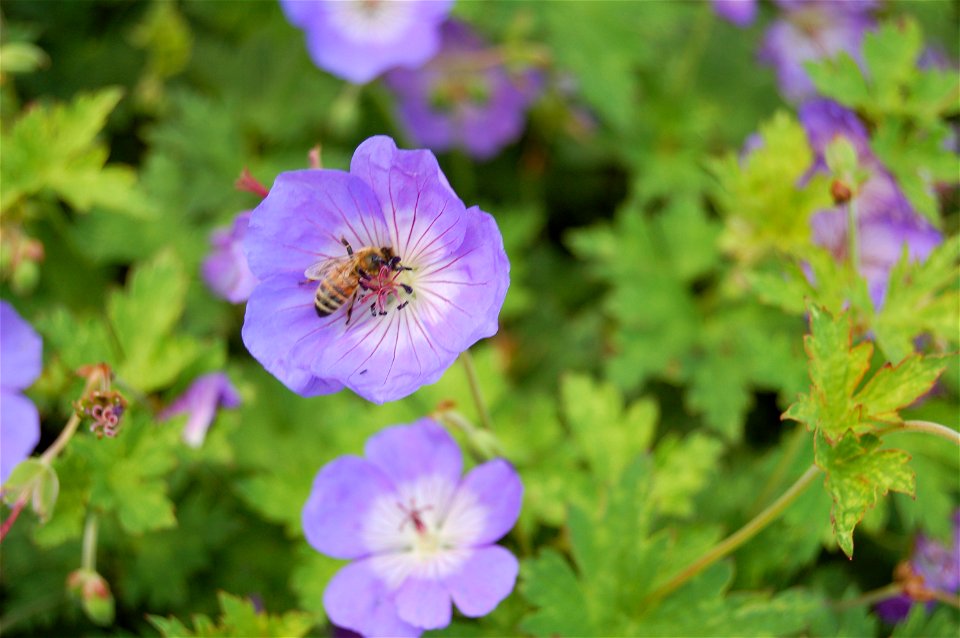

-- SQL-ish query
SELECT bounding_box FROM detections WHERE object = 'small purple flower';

[759,0,876,102]
[799,99,942,309]
[712,0,757,27]
[875,511,960,624]
[1,300,42,484]
[384,20,541,160]
[203,211,259,304]
[303,419,522,637]
[280,0,453,84]
[158,372,241,447]
[241,135,510,404]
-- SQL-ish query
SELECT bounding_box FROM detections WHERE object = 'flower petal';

[324,559,421,638]
[1,391,40,484]
[245,170,391,280]
[445,545,518,618]
[451,459,522,546]
[364,419,462,488]
[349,136,466,262]
[303,456,397,559]
[395,577,452,630]
[415,206,510,351]
[1,301,42,391]
[241,275,344,397]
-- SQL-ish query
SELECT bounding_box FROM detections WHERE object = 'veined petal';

[350,136,466,262]
[450,459,522,546]
[445,545,518,617]
[241,275,344,397]
[323,559,421,638]
[245,170,391,280]
[364,419,462,488]
[1,391,40,484]
[303,456,397,559]
[395,578,452,630]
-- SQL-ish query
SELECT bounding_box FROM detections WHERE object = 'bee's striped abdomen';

[315,279,351,317]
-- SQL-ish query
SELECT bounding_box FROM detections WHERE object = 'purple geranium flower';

[1,300,42,484]
[712,0,757,27]
[280,0,453,84]
[241,135,510,404]
[303,419,522,637]
[759,0,876,102]
[875,510,960,624]
[158,372,241,447]
[203,211,259,304]
[384,20,541,160]
[798,99,941,309]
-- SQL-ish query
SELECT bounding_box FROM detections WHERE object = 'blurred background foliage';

[0,1,957,636]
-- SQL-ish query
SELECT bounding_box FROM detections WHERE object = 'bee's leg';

[345,291,358,325]
[340,237,354,256]
[387,256,412,271]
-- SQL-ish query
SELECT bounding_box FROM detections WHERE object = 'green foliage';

[148,591,313,638]
[710,112,832,263]
[808,19,959,125]
[0,87,153,217]
[815,430,915,558]
[784,305,946,441]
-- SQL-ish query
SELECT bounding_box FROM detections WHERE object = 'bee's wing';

[304,257,344,281]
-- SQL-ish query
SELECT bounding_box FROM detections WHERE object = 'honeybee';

[304,237,410,324]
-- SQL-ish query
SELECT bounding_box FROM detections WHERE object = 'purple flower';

[875,511,960,624]
[203,211,259,304]
[158,372,241,447]
[1,300,42,484]
[240,135,510,404]
[712,0,757,27]
[280,0,453,84]
[799,99,942,309]
[384,20,541,160]
[759,0,876,102]
[302,419,522,637]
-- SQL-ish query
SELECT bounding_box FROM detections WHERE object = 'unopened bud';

[67,569,115,626]
[830,179,853,205]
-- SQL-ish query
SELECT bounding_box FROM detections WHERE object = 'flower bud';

[830,179,853,205]
[67,569,115,626]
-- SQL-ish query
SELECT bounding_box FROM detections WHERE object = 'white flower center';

[362,474,487,588]
[327,0,415,43]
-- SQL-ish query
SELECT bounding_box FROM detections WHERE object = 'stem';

[929,589,960,610]
[898,420,960,446]
[0,497,28,542]
[81,513,99,572]
[831,582,903,611]
[846,197,859,280]
[39,372,102,465]
[643,465,821,607]
[460,350,494,432]
[747,426,807,516]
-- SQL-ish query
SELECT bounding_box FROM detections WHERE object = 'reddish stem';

[0,497,28,542]
[235,167,270,198]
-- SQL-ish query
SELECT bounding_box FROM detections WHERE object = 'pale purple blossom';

[241,135,510,404]
[303,419,522,637]
[759,0,877,102]
[158,372,240,447]
[0,300,42,483]
[280,0,453,84]
[384,20,541,160]
[799,99,941,309]
[712,0,757,27]
[875,511,960,624]
[203,211,259,304]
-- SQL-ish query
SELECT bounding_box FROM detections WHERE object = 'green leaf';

[0,87,154,217]
[815,431,915,558]
[520,550,597,637]
[560,373,657,484]
[710,111,832,263]
[784,305,946,441]
[108,249,204,391]
[650,433,724,518]
[148,591,313,637]
[874,239,960,363]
